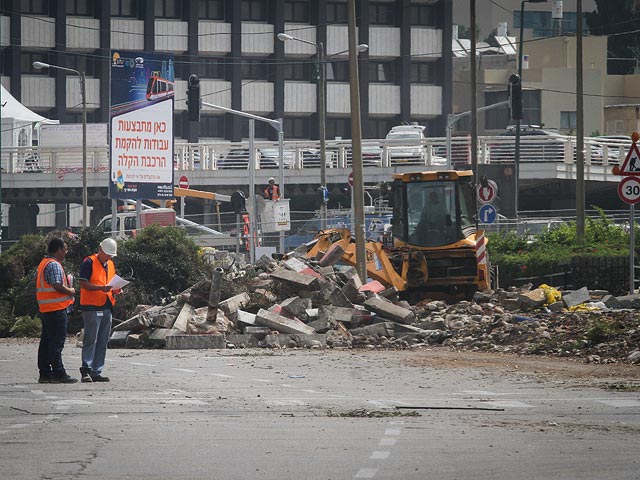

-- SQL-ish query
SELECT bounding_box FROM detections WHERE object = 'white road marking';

[55,406,70,411]
[212,374,233,378]
[370,451,390,460]
[279,384,293,388]
[159,399,208,405]
[30,390,45,395]
[379,438,397,446]
[251,379,271,383]
[51,399,93,406]
[173,368,197,373]
[302,389,321,394]
[598,399,640,407]
[384,428,401,436]
[130,362,157,367]
[484,400,535,408]
[12,385,27,389]
[8,423,29,429]
[264,399,306,406]
[45,396,59,399]
[329,394,347,398]
[354,468,378,478]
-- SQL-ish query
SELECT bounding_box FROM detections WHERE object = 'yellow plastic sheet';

[538,283,562,306]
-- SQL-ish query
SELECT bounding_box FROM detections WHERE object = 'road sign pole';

[631,203,635,295]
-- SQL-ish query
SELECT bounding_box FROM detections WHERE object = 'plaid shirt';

[43,256,65,285]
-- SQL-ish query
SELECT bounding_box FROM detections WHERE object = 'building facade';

[0,0,453,143]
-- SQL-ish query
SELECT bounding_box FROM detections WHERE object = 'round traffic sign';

[179,175,189,189]
[618,176,640,204]
[348,171,354,187]
[477,180,497,204]
[479,204,498,224]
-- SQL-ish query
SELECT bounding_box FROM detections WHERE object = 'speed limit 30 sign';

[618,176,640,204]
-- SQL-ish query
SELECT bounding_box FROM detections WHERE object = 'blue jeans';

[38,309,69,378]
[81,309,112,375]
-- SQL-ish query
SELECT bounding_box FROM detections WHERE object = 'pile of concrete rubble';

[108,250,640,364]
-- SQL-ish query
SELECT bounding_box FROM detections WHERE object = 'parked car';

[490,125,565,163]
[385,124,427,162]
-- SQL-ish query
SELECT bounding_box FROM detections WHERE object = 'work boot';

[38,375,52,384]
[80,367,93,383]
[51,374,78,384]
[90,374,110,382]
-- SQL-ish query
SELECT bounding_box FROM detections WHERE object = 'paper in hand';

[108,274,130,290]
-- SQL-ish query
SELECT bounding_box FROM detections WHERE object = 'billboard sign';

[109,51,174,199]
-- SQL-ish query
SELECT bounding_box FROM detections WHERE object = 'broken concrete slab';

[219,292,251,317]
[363,297,415,324]
[166,334,226,350]
[125,332,147,348]
[349,322,394,337]
[614,294,640,309]
[255,308,315,335]
[270,267,318,288]
[147,328,183,348]
[244,326,270,336]
[359,280,386,293]
[318,244,345,267]
[518,288,547,311]
[113,314,149,332]
[602,294,622,309]
[226,334,261,348]
[283,257,308,272]
[341,274,364,303]
[280,296,312,320]
[562,286,590,308]
[307,317,333,333]
[319,305,357,325]
[236,309,257,327]
[173,303,195,333]
[108,330,129,348]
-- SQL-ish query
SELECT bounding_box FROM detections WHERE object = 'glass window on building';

[369,61,397,83]
[369,1,396,26]
[484,90,510,130]
[187,57,225,79]
[410,4,435,26]
[241,0,268,21]
[523,90,541,125]
[284,117,310,139]
[560,111,577,130]
[197,0,224,20]
[327,0,348,24]
[111,0,138,17]
[241,59,269,80]
[327,117,351,140]
[66,0,94,16]
[155,0,181,19]
[241,119,268,139]
[284,0,310,23]
[410,62,436,84]
[20,0,50,15]
[21,52,50,75]
[200,114,226,138]
[326,60,349,82]
[65,54,97,77]
[367,117,397,139]
[283,60,310,81]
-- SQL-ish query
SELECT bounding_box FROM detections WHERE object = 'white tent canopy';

[1,84,58,149]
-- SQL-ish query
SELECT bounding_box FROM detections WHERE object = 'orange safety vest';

[36,258,74,313]
[264,184,280,200]
[79,254,116,307]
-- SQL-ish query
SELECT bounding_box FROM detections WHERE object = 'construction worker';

[36,237,77,384]
[78,238,121,383]
[263,177,281,201]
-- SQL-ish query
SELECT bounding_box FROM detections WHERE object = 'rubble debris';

[103,251,639,363]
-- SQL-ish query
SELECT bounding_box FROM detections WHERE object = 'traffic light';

[508,74,523,120]
[187,74,201,122]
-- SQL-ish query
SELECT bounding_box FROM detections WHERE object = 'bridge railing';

[1,135,633,174]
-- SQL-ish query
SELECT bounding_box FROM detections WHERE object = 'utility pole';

[576,0,585,243]
[347,0,367,282]
[470,0,479,230]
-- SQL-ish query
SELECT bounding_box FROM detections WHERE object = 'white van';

[385,124,427,161]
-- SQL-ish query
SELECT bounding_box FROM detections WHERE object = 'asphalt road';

[1,340,639,479]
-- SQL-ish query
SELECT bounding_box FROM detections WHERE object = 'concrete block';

[263,334,327,348]
[352,305,374,327]
[219,292,251,317]
[548,301,565,312]
[166,334,226,350]
[318,244,345,267]
[255,254,274,271]
[255,308,315,335]
[283,257,309,272]
[149,311,178,329]
[319,305,357,325]
[562,286,590,308]
[108,330,129,348]
[173,303,195,333]
[147,328,183,347]
[363,297,415,324]
[602,295,622,309]
[280,296,312,320]
[236,309,257,327]
[317,266,334,277]
[113,314,149,332]
[349,322,394,337]
[379,287,399,303]
[125,332,147,348]
[342,275,365,304]
[614,294,640,309]
[208,269,224,307]
[270,267,318,288]
[244,326,270,336]
[305,308,319,321]
[393,323,430,335]
[417,319,446,330]
[336,265,359,281]
[359,280,386,293]
[307,318,333,333]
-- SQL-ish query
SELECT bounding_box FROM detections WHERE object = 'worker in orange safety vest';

[263,177,281,200]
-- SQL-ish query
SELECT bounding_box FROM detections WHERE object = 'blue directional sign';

[479,204,498,224]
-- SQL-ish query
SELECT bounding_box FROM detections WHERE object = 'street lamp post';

[33,61,88,227]
[277,33,367,230]
[515,0,547,217]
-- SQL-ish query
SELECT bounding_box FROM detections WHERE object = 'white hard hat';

[100,238,118,257]
[268,177,275,183]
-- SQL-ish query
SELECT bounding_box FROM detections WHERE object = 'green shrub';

[9,315,42,338]
[585,317,623,346]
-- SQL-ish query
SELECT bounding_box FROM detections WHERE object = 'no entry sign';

[179,175,189,189]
